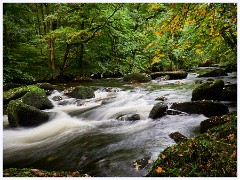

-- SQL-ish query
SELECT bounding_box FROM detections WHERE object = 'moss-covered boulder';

[170,101,229,117]
[21,92,53,110]
[123,73,151,83]
[67,86,95,99]
[147,113,237,177]
[35,83,56,95]
[191,80,224,101]
[4,85,46,106]
[7,100,50,127]
[198,68,228,77]
[150,71,188,80]
[221,84,237,101]
[149,102,168,119]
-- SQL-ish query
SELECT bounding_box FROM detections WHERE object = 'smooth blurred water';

[3,70,237,177]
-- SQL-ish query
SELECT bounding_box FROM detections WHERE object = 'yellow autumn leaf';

[155,31,162,36]
[223,23,228,27]
[196,49,202,54]
[155,167,163,174]
[195,44,201,48]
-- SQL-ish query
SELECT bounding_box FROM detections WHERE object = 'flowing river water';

[3,69,237,177]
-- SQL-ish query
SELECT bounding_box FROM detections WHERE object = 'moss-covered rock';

[191,80,224,101]
[149,102,168,119]
[21,92,53,110]
[4,85,46,106]
[147,113,237,177]
[221,84,237,101]
[123,73,151,83]
[7,100,50,127]
[198,69,228,77]
[150,71,188,80]
[3,83,25,91]
[35,83,56,95]
[67,86,95,99]
[170,101,229,117]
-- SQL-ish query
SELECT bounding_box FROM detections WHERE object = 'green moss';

[3,168,90,177]
[7,99,50,127]
[68,85,95,99]
[147,113,237,177]
[123,73,151,83]
[4,85,45,102]
[21,91,53,110]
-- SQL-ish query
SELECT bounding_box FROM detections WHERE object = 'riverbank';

[147,112,237,177]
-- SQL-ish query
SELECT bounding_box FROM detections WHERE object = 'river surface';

[3,69,237,177]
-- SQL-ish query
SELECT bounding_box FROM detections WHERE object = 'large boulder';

[191,80,224,101]
[221,84,237,101]
[67,86,95,99]
[7,100,50,127]
[21,91,54,110]
[35,83,56,95]
[123,73,151,83]
[170,101,229,117]
[149,102,168,119]
[3,85,46,106]
[150,71,188,80]
[198,69,228,77]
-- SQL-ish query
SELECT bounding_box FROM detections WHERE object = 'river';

[3,69,237,177]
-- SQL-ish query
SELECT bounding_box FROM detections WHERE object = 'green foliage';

[148,113,237,177]
[3,168,90,177]
[3,3,237,83]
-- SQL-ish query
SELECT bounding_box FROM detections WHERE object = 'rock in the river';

[191,80,224,101]
[3,85,46,106]
[36,83,56,95]
[7,100,50,127]
[67,86,95,99]
[150,71,188,80]
[149,102,168,119]
[170,101,229,117]
[123,73,151,83]
[167,109,187,115]
[221,84,237,101]
[169,132,188,143]
[198,69,228,77]
[21,91,53,110]
[117,114,141,121]
[52,96,63,101]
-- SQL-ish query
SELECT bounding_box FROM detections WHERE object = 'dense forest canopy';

[3,3,237,83]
